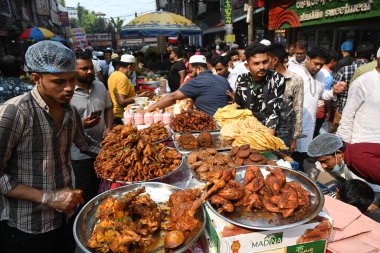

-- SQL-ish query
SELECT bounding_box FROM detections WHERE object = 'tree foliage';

[70,3,123,34]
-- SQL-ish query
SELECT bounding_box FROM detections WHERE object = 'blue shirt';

[179,70,231,116]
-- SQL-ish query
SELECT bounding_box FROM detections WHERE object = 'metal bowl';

[106,154,184,185]
[74,182,206,253]
[206,165,325,230]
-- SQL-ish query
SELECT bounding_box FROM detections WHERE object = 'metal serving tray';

[74,182,206,253]
[173,132,232,155]
[206,165,324,230]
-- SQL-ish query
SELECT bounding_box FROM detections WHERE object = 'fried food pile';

[88,187,161,253]
[95,124,182,182]
[88,186,205,253]
[171,109,217,133]
[214,103,253,127]
[139,122,170,143]
[178,132,214,150]
[178,133,199,150]
[187,148,235,181]
[221,117,287,151]
[208,166,310,218]
[230,144,271,166]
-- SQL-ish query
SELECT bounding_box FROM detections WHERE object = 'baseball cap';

[341,41,353,51]
[189,55,207,64]
[120,54,135,63]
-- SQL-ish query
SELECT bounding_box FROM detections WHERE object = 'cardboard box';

[205,206,332,253]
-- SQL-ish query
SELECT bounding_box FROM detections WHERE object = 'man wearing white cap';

[147,55,231,116]
[337,47,380,144]
[107,54,149,124]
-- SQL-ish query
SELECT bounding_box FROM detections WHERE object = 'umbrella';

[19,27,55,41]
[49,35,66,42]
[120,11,202,37]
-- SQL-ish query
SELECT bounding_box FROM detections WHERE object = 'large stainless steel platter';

[173,132,232,155]
[106,154,184,185]
[206,165,324,230]
[74,182,206,253]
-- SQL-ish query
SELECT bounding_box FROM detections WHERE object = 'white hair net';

[25,41,76,73]
[307,133,343,157]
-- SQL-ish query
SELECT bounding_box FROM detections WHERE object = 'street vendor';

[0,41,100,253]
[234,42,286,135]
[147,55,231,116]
[307,133,380,189]
[107,54,149,124]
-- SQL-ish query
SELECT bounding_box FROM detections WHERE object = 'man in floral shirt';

[0,55,33,104]
[234,42,286,134]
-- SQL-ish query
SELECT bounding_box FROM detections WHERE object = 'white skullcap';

[189,55,207,64]
[25,41,76,73]
[307,133,343,157]
[260,39,271,46]
[120,54,135,63]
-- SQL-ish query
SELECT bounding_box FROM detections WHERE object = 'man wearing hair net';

[307,133,380,187]
[0,41,99,253]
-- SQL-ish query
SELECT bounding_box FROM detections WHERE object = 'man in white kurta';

[337,49,380,144]
[289,47,339,170]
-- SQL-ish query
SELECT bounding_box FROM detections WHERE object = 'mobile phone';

[90,110,102,119]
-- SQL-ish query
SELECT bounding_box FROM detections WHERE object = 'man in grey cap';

[0,41,99,253]
[307,133,380,186]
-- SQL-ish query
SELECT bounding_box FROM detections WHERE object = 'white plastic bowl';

[134,96,149,105]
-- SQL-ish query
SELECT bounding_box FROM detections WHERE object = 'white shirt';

[337,69,380,144]
[290,65,335,152]
[288,56,307,72]
[227,61,249,91]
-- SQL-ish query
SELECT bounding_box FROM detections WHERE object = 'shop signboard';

[71,27,88,49]
[269,0,380,30]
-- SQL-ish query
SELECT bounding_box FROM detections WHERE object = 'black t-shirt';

[168,60,186,92]
[336,56,354,73]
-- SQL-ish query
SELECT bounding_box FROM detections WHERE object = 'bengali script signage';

[225,0,233,24]
[269,0,380,30]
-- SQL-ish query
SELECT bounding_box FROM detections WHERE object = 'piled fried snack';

[187,148,235,181]
[139,122,170,143]
[208,166,310,219]
[171,109,217,133]
[95,124,182,182]
[230,144,268,166]
[221,117,287,151]
[178,134,199,150]
[214,103,253,127]
[178,132,214,150]
[88,186,205,253]
[296,218,331,244]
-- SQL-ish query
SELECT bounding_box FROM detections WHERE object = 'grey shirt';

[71,80,113,160]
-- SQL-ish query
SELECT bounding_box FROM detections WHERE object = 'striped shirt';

[0,86,99,234]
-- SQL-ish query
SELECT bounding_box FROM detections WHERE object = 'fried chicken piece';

[243,166,265,192]
[217,180,245,200]
[264,167,286,195]
[241,192,263,211]
[187,151,199,164]
[262,198,281,213]
[210,195,235,213]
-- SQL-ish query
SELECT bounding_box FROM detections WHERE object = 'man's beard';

[77,75,95,84]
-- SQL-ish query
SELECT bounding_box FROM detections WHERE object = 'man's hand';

[138,90,151,97]
[333,81,347,94]
[82,116,100,129]
[226,90,235,101]
[103,128,112,138]
[42,188,84,215]
[267,128,275,135]
[290,139,297,153]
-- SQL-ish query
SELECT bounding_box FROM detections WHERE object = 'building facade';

[269,0,380,50]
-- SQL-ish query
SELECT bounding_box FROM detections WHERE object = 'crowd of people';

[0,37,380,252]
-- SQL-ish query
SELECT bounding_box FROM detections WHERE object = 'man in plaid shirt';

[0,41,99,253]
[331,42,375,132]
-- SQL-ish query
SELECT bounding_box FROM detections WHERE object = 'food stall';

[73,104,334,253]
